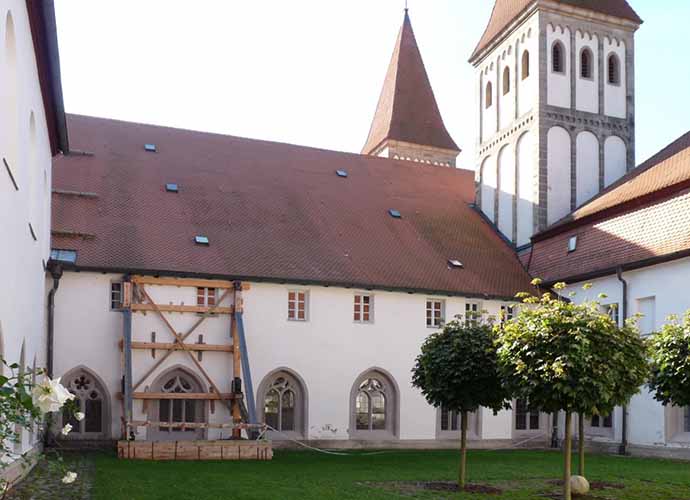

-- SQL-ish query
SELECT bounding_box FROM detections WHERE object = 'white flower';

[61,471,77,484]
[75,412,85,421]
[61,423,73,436]
[31,377,75,413]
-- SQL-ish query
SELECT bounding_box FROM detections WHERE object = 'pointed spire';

[362,11,459,156]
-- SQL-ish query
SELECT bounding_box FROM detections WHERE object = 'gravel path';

[5,452,95,500]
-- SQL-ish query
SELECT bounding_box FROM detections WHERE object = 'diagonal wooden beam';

[132,287,232,390]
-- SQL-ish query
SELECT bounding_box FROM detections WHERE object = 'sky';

[54,0,690,169]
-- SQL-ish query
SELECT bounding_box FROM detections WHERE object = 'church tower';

[470,0,642,246]
[363,10,460,167]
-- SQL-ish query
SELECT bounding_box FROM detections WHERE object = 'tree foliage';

[496,285,649,417]
[412,319,510,414]
[648,311,690,408]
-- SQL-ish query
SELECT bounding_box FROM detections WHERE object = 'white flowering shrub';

[1,358,80,497]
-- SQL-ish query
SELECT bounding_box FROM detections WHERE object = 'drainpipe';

[46,263,63,378]
[616,267,628,455]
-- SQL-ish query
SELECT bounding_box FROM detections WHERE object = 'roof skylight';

[448,259,464,269]
[336,169,348,178]
[144,144,157,152]
[389,209,402,218]
[50,249,77,264]
[194,236,209,245]
[165,183,179,193]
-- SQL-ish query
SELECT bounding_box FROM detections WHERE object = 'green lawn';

[92,449,690,500]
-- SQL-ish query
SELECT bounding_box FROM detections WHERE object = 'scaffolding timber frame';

[119,275,263,458]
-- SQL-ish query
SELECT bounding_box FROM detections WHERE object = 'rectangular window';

[602,303,620,325]
[196,287,217,307]
[288,291,307,321]
[591,413,612,428]
[354,294,373,323]
[426,300,444,328]
[465,302,480,326]
[441,406,459,432]
[501,305,515,323]
[110,282,123,310]
[515,399,539,430]
[636,297,656,336]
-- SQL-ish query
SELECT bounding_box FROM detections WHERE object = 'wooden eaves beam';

[131,275,251,291]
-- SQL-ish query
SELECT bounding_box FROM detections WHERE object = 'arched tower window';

[258,369,307,439]
[485,82,493,109]
[552,42,564,74]
[580,48,593,79]
[608,54,620,85]
[349,369,398,439]
[521,51,530,80]
[502,67,510,95]
[59,367,110,439]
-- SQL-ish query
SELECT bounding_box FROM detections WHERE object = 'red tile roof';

[470,0,642,62]
[52,115,532,299]
[362,11,459,155]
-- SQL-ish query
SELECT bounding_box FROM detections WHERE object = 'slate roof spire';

[362,10,459,156]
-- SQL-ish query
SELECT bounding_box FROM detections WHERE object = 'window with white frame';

[110,282,123,310]
[288,290,308,321]
[465,302,480,326]
[426,300,444,328]
[196,287,217,307]
[501,304,515,324]
[591,413,613,428]
[515,399,540,430]
[602,303,620,325]
[354,294,373,323]
[440,406,459,432]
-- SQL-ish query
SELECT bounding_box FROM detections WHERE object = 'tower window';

[502,67,510,95]
[552,42,565,74]
[580,48,593,79]
[608,54,620,85]
[521,51,530,80]
[485,82,493,109]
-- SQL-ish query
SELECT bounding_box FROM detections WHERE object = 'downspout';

[46,263,63,378]
[617,266,628,455]
[45,262,63,448]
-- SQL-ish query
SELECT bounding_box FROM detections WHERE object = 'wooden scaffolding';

[117,275,271,461]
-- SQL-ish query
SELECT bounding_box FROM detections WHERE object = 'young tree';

[496,282,648,500]
[412,318,509,489]
[648,311,690,412]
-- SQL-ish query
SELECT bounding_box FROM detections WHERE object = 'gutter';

[46,263,63,378]
[617,267,629,456]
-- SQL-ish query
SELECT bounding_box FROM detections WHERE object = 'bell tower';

[471,0,641,246]
[363,10,460,167]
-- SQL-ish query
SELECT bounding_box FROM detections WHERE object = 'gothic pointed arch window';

[59,367,110,439]
[608,53,620,85]
[258,369,307,439]
[502,67,510,95]
[485,82,493,109]
[552,41,565,74]
[349,369,398,439]
[150,367,206,440]
[521,50,530,80]
[580,48,593,79]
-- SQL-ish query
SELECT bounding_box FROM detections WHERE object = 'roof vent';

[50,249,77,264]
[568,235,577,253]
[336,169,348,178]
[144,143,157,152]
[194,236,209,245]
[388,209,402,219]
[448,259,464,269]
[165,183,179,193]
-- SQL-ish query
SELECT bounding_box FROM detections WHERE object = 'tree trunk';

[564,412,572,500]
[459,410,468,489]
[578,413,585,477]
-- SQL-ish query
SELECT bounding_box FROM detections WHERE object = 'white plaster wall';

[498,59,514,130]
[604,136,627,187]
[575,31,599,113]
[497,145,515,239]
[575,131,599,207]
[546,24,571,109]
[481,155,496,223]
[517,32,537,117]
[563,256,690,449]
[0,1,55,457]
[603,37,626,119]
[546,126,571,225]
[53,272,521,443]
[516,131,535,246]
